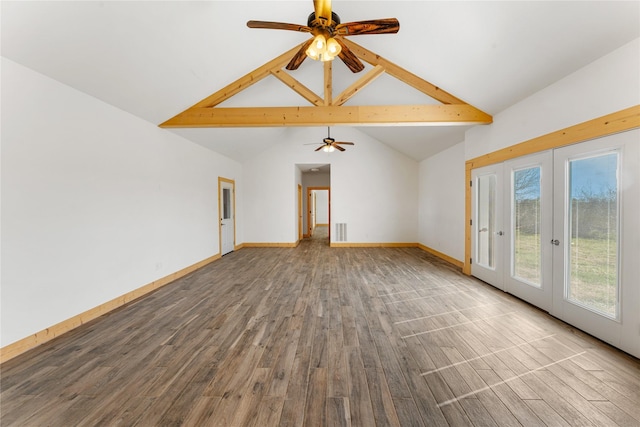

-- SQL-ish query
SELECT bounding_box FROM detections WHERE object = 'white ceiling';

[2,1,639,161]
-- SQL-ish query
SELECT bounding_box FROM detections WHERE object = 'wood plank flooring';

[2,228,639,426]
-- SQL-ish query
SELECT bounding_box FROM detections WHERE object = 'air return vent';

[335,223,347,242]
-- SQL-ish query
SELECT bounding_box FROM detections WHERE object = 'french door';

[552,131,639,356]
[472,130,639,357]
[471,163,505,289]
[472,151,553,311]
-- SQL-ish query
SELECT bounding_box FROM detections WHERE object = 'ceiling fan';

[247,0,399,73]
[310,127,354,152]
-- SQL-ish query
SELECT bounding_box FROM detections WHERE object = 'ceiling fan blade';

[333,144,346,152]
[286,38,314,70]
[335,141,355,145]
[246,21,312,33]
[313,0,332,26]
[314,145,325,152]
[335,18,400,36]
[334,38,365,73]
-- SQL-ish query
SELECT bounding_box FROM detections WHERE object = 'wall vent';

[335,223,347,242]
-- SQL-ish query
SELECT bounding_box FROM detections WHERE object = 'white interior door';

[552,131,639,357]
[219,179,235,256]
[503,151,553,311]
[471,164,505,289]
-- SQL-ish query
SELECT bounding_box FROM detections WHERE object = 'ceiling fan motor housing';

[307,11,341,28]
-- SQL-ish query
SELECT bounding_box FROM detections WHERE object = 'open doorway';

[307,187,330,240]
[299,164,330,244]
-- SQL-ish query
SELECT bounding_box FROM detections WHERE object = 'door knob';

[497,231,504,236]
[551,239,560,246]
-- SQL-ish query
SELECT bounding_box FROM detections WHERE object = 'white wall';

[314,190,329,224]
[419,38,640,262]
[1,58,242,347]
[418,142,465,261]
[243,127,418,244]
[466,38,640,160]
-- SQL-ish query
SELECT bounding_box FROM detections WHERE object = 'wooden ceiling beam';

[270,69,323,106]
[188,42,308,109]
[339,38,468,106]
[160,37,494,128]
[324,61,332,106]
[159,104,492,128]
[334,64,385,106]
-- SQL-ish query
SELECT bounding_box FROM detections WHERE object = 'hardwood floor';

[2,235,639,426]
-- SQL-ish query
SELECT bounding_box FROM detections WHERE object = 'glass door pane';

[512,166,542,286]
[477,174,497,268]
[223,188,231,219]
[566,152,619,319]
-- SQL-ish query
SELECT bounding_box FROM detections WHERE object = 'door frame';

[218,177,236,255]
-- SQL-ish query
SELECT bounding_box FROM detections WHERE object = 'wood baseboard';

[328,242,463,269]
[417,243,464,269]
[330,242,417,248]
[242,242,298,248]
[0,253,221,364]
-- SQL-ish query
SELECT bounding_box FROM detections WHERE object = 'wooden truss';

[159,38,492,128]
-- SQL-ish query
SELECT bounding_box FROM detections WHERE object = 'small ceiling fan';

[247,0,399,73]
[310,127,354,152]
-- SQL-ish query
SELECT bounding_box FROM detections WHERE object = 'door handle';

[551,239,560,246]
[497,231,504,236]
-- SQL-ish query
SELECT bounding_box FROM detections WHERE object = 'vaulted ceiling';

[2,1,639,161]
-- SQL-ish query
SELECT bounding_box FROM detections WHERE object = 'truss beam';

[160,39,492,128]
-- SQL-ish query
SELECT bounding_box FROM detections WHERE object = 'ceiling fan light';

[313,34,326,51]
[305,45,320,60]
[326,37,341,56]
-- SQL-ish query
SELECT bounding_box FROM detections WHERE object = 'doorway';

[218,177,236,256]
[471,130,639,357]
[307,187,330,240]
